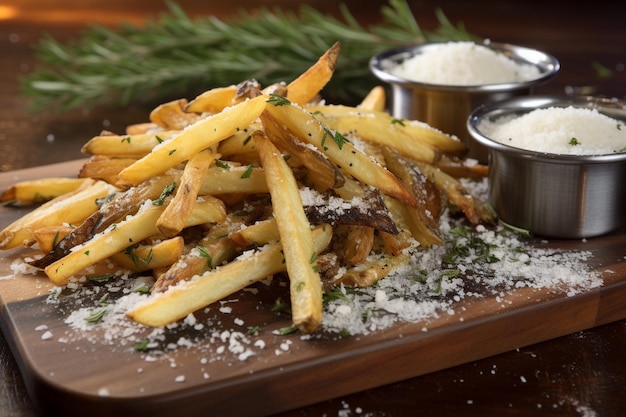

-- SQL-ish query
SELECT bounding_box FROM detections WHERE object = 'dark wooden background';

[1,1,626,416]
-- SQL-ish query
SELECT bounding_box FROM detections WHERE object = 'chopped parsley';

[266,94,291,107]
[152,182,175,206]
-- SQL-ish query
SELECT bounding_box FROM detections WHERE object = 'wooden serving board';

[1,161,626,417]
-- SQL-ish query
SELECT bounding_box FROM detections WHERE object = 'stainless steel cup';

[370,42,560,163]
[467,95,626,239]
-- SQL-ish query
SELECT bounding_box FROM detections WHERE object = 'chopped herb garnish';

[196,245,213,268]
[215,160,230,169]
[322,127,346,150]
[168,148,177,156]
[271,297,291,315]
[276,325,298,335]
[569,137,581,146]
[266,94,291,107]
[243,135,252,146]
[88,273,116,282]
[155,135,164,143]
[247,325,262,335]
[133,339,150,351]
[391,118,406,126]
[121,136,131,143]
[240,165,253,179]
[152,182,175,206]
[85,309,107,323]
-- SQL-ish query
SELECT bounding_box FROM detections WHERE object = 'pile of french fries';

[0,42,491,333]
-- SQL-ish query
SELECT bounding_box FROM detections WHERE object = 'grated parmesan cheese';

[385,41,541,85]
[479,106,626,155]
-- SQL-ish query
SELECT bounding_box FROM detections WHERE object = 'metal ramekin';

[467,95,626,239]
[370,42,560,163]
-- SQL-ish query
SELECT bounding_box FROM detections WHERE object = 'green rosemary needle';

[21,0,475,112]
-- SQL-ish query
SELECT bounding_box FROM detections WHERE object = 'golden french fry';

[110,237,185,272]
[254,131,324,332]
[198,165,268,195]
[78,156,136,185]
[45,198,226,285]
[157,148,217,237]
[127,224,333,328]
[32,225,73,253]
[216,123,261,157]
[435,156,489,179]
[261,108,345,191]
[184,85,238,114]
[117,95,268,187]
[81,130,178,158]
[308,104,466,156]
[357,85,386,112]
[125,122,159,135]
[229,218,279,247]
[414,161,493,225]
[340,225,375,265]
[150,98,203,130]
[333,252,411,287]
[0,179,114,250]
[286,41,340,105]
[0,177,90,205]
[263,100,419,209]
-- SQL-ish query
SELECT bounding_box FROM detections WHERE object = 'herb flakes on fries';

[0,42,491,333]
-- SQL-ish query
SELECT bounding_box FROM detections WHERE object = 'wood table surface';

[1,1,625,416]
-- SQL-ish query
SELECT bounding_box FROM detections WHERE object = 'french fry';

[254,131,324,332]
[414,161,494,225]
[78,156,136,185]
[184,85,238,114]
[44,197,226,285]
[308,104,466,156]
[0,179,114,250]
[150,98,203,130]
[0,177,90,205]
[263,99,419,209]
[198,165,269,195]
[357,86,386,112]
[216,123,261,157]
[157,148,217,237]
[229,218,279,247]
[110,237,185,272]
[81,130,178,158]
[32,225,73,253]
[333,252,411,287]
[117,95,268,187]
[127,224,333,328]
[286,41,340,105]
[261,108,345,191]
[125,122,159,135]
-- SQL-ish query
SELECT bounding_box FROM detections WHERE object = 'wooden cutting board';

[1,160,625,417]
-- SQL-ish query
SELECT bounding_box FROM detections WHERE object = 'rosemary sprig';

[21,0,475,112]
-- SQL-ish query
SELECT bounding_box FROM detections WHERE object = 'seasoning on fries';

[0,42,492,333]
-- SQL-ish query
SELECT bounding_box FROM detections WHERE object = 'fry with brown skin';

[262,100,419,209]
[0,179,112,250]
[45,197,227,286]
[0,178,90,205]
[117,94,268,187]
[286,41,340,105]
[254,130,325,333]
[150,98,203,130]
[156,148,217,237]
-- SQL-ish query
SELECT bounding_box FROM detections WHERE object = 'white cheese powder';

[386,41,541,85]
[479,106,626,155]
